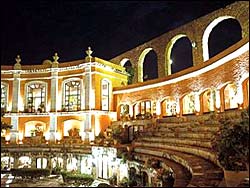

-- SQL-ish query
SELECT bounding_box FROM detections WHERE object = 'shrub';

[61,171,94,185]
[10,168,50,179]
[212,109,249,171]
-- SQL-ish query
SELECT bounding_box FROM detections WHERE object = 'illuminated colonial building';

[1,1,249,187]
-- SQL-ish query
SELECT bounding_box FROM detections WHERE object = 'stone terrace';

[132,110,243,187]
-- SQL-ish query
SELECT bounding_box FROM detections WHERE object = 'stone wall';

[109,1,249,83]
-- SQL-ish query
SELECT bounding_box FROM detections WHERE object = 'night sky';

[1,1,235,65]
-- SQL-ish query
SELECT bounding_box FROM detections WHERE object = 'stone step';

[134,141,218,164]
[133,146,223,187]
[157,125,220,133]
[138,137,212,148]
[152,132,215,139]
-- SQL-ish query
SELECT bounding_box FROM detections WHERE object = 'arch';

[1,156,14,169]
[37,157,47,169]
[165,34,186,75]
[66,157,78,171]
[182,92,195,115]
[224,82,238,110]
[24,120,47,137]
[138,48,153,82]
[161,96,177,117]
[142,171,149,186]
[170,37,193,74]
[119,58,130,67]
[143,50,158,81]
[201,88,215,113]
[202,16,242,61]
[63,119,83,136]
[18,156,32,168]
[52,157,64,168]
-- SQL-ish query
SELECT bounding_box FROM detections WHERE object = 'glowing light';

[45,132,50,141]
[169,59,173,64]
[194,93,200,112]
[215,90,221,109]
[55,132,61,141]
[5,134,10,141]
[156,101,161,115]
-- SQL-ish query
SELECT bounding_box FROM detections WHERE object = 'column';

[12,73,21,112]
[215,89,221,112]
[31,157,37,168]
[77,155,82,172]
[10,116,18,144]
[194,92,200,114]
[63,154,67,171]
[13,155,19,168]
[49,115,57,143]
[50,71,58,112]
[84,64,95,110]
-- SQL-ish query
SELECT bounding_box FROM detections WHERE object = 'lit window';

[64,81,81,111]
[101,80,110,111]
[26,83,46,113]
[1,82,8,111]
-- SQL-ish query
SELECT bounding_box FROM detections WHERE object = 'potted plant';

[212,108,249,187]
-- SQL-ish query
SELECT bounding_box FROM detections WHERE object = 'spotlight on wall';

[192,41,196,48]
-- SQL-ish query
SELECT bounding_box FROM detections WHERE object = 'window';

[26,83,46,112]
[1,83,8,111]
[64,81,81,111]
[101,80,110,111]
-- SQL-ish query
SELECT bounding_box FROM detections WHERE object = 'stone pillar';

[49,115,57,143]
[215,89,221,112]
[13,155,19,168]
[51,71,58,112]
[12,73,21,112]
[63,154,67,171]
[77,155,81,172]
[84,64,94,110]
[31,157,37,168]
[10,116,18,144]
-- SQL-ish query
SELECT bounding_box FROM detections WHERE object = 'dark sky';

[1,1,235,65]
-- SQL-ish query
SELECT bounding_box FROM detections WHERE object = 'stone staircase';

[132,113,234,187]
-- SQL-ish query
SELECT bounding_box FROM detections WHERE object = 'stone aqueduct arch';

[202,16,237,61]
[110,1,248,84]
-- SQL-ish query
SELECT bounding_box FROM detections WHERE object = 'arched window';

[64,80,81,111]
[1,82,8,111]
[101,79,110,111]
[26,82,46,113]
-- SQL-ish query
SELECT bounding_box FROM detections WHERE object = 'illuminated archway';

[24,121,46,137]
[63,119,83,136]
[165,34,187,75]
[201,89,215,113]
[138,48,157,82]
[161,96,177,117]
[224,83,238,110]
[202,16,242,61]
[182,92,195,115]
